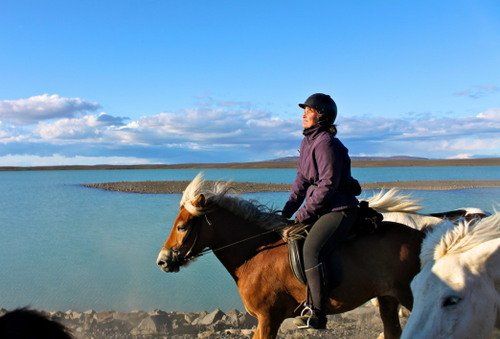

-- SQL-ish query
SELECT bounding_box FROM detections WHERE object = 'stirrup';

[300,305,313,317]
[295,305,315,329]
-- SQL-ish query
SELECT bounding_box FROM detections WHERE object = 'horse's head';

[156,193,214,273]
[402,214,500,338]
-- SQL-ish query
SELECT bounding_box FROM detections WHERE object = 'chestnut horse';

[156,175,424,338]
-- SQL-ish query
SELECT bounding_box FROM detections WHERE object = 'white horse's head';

[402,213,500,339]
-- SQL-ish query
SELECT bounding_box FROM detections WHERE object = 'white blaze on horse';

[402,213,500,339]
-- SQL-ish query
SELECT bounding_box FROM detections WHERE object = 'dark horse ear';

[192,194,206,208]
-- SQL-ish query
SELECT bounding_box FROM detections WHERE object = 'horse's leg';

[377,295,402,339]
[397,288,414,311]
[252,313,283,339]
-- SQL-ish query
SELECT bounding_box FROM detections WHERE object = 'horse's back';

[325,221,423,308]
[340,221,423,274]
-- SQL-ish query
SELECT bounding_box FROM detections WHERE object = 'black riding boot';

[293,263,327,329]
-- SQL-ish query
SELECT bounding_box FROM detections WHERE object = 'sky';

[0,0,499,165]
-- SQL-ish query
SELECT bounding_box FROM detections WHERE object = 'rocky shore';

[83,179,500,194]
[0,304,395,338]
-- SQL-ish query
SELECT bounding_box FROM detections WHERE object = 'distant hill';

[0,157,499,171]
[269,156,429,162]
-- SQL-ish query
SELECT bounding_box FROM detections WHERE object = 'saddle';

[288,201,383,285]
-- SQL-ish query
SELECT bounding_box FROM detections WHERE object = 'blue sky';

[0,1,499,165]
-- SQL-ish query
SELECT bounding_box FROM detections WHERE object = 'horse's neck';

[208,207,281,280]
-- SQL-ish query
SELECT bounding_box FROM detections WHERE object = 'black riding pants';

[303,209,356,271]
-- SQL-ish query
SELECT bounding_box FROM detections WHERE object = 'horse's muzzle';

[156,249,181,273]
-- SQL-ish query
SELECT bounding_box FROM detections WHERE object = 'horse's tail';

[365,188,422,213]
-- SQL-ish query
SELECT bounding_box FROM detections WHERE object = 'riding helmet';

[299,93,337,124]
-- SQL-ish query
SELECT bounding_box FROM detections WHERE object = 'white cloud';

[0,154,153,166]
[0,94,100,125]
[35,113,127,141]
[31,103,299,151]
[337,108,500,142]
[0,99,498,164]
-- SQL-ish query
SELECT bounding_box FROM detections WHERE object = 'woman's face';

[302,106,319,129]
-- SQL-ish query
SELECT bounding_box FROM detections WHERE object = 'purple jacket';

[282,126,359,224]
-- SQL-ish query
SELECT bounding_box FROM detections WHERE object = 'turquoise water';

[0,167,498,312]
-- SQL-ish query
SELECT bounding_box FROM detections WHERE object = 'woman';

[282,93,360,329]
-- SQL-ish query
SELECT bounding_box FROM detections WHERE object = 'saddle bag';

[352,201,384,235]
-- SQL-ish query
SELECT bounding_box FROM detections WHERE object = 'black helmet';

[299,93,337,123]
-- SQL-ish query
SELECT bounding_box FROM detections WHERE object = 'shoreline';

[83,179,500,194]
[1,157,499,171]
[0,304,391,338]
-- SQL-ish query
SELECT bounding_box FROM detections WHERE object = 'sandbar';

[83,179,500,194]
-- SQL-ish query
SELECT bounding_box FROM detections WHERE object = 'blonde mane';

[365,188,422,213]
[180,173,286,230]
[419,212,500,267]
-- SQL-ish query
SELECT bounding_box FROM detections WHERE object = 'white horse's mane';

[365,188,422,213]
[180,173,286,230]
[419,212,500,267]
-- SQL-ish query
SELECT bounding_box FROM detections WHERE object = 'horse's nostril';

[157,260,165,266]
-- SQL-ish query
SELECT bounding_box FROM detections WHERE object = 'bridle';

[174,211,289,262]
[183,214,212,258]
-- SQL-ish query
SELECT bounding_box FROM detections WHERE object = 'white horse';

[365,188,491,317]
[365,188,490,230]
[401,213,500,338]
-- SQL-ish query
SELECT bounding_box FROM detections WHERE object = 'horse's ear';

[463,239,500,285]
[192,194,206,208]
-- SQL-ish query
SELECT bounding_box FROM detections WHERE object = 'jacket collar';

[303,124,329,140]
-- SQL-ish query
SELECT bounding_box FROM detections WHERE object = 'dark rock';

[238,312,257,328]
[148,308,168,316]
[171,317,198,335]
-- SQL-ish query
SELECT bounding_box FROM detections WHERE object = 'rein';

[192,213,289,259]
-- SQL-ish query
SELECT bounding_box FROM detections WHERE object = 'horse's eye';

[442,295,462,307]
[177,225,187,232]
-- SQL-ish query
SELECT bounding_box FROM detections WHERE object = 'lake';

[0,167,498,312]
